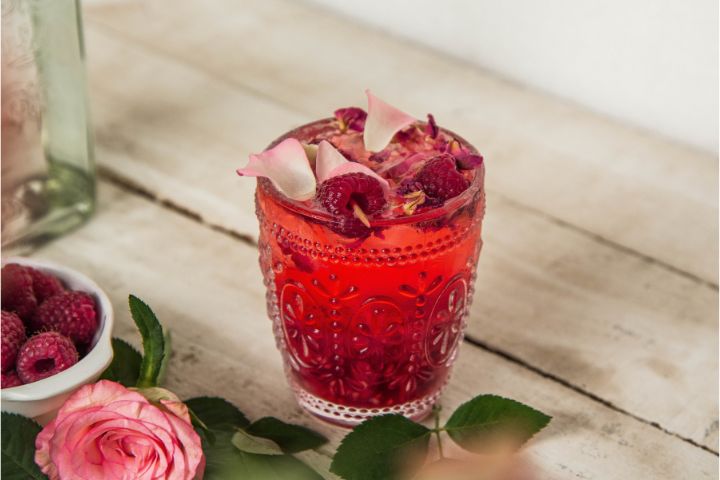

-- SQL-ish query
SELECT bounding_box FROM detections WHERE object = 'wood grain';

[82,25,718,449]
[30,182,718,479]
[82,0,718,284]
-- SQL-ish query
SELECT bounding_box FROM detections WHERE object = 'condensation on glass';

[2,0,95,249]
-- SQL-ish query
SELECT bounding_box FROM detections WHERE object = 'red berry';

[1,264,38,321]
[27,267,65,302]
[1,311,26,372]
[1,370,22,388]
[31,291,98,345]
[16,332,78,384]
[414,154,470,202]
[330,216,374,239]
[317,173,386,217]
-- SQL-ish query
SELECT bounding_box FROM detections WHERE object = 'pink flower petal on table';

[237,138,316,201]
[363,90,416,152]
[316,140,390,194]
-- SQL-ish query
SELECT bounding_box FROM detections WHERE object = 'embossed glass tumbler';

[256,121,485,426]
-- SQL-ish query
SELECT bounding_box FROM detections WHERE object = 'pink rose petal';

[237,138,316,201]
[326,162,390,195]
[363,90,416,152]
[315,140,390,194]
[315,140,348,183]
[35,380,204,480]
[377,152,429,177]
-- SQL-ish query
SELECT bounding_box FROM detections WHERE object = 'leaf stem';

[432,405,444,459]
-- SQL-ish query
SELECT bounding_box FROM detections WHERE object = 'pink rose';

[35,380,204,480]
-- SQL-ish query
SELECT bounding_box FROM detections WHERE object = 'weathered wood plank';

[82,26,718,449]
[82,0,718,283]
[31,182,718,478]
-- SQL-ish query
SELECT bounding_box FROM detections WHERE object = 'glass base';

[294,385,441,427]
[1,162,94,249]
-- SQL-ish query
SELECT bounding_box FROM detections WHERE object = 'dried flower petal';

[448,139,464,156]
[316,140,390,193]
[369,150,391,163]
[425,113,439,138]
[377,152,429,177]
[334,107,367,132]
[363,90,416,152]
[237,138,316,200]
[402,190,427,215]
[455,153,484,170]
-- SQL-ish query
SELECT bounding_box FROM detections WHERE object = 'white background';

[306,0,719,154]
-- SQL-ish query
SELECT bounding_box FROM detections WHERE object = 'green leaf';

[128,295,166,388]
[330,415,431,480]
[1,413,47,480]
[246,417,327,453]
[185,397,250,431]
[231,429,284,455]
[99,338,142,386]
[444,394,551,452]
[204,431,322,480]
[156,329,172,385]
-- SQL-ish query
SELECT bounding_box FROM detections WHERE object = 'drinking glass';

[255,120,485,425]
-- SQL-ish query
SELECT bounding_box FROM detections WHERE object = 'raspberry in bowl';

[239,91,485,426]
[0,257,113,424]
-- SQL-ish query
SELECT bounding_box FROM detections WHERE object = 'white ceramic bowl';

[1,257,114,424]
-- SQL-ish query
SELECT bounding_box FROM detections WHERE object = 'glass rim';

[260,118,485,227]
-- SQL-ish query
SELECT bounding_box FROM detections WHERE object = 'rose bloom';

[35,380,204,480]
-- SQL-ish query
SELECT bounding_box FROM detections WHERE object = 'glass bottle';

[2,0,95,250]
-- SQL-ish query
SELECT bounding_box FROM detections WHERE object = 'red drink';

[255,118,485,425]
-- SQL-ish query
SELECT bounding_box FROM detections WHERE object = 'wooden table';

[21,0,719,477]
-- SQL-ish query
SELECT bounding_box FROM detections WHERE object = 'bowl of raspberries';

[0,257,113,423]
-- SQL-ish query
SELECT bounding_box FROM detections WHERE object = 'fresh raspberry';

[330,216,374,239]
[31,291,98,345]
[1,370,22,388]
[317,173,386,218]
[16,332,78,384]
[27,267,65,302]
[1,264,37,321]
[1,311,26,372]
[414,154,470,202]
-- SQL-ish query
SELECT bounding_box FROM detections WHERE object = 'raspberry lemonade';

[240,92,485,425]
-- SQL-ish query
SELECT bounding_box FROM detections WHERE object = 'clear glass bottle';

[1,0,95,250]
